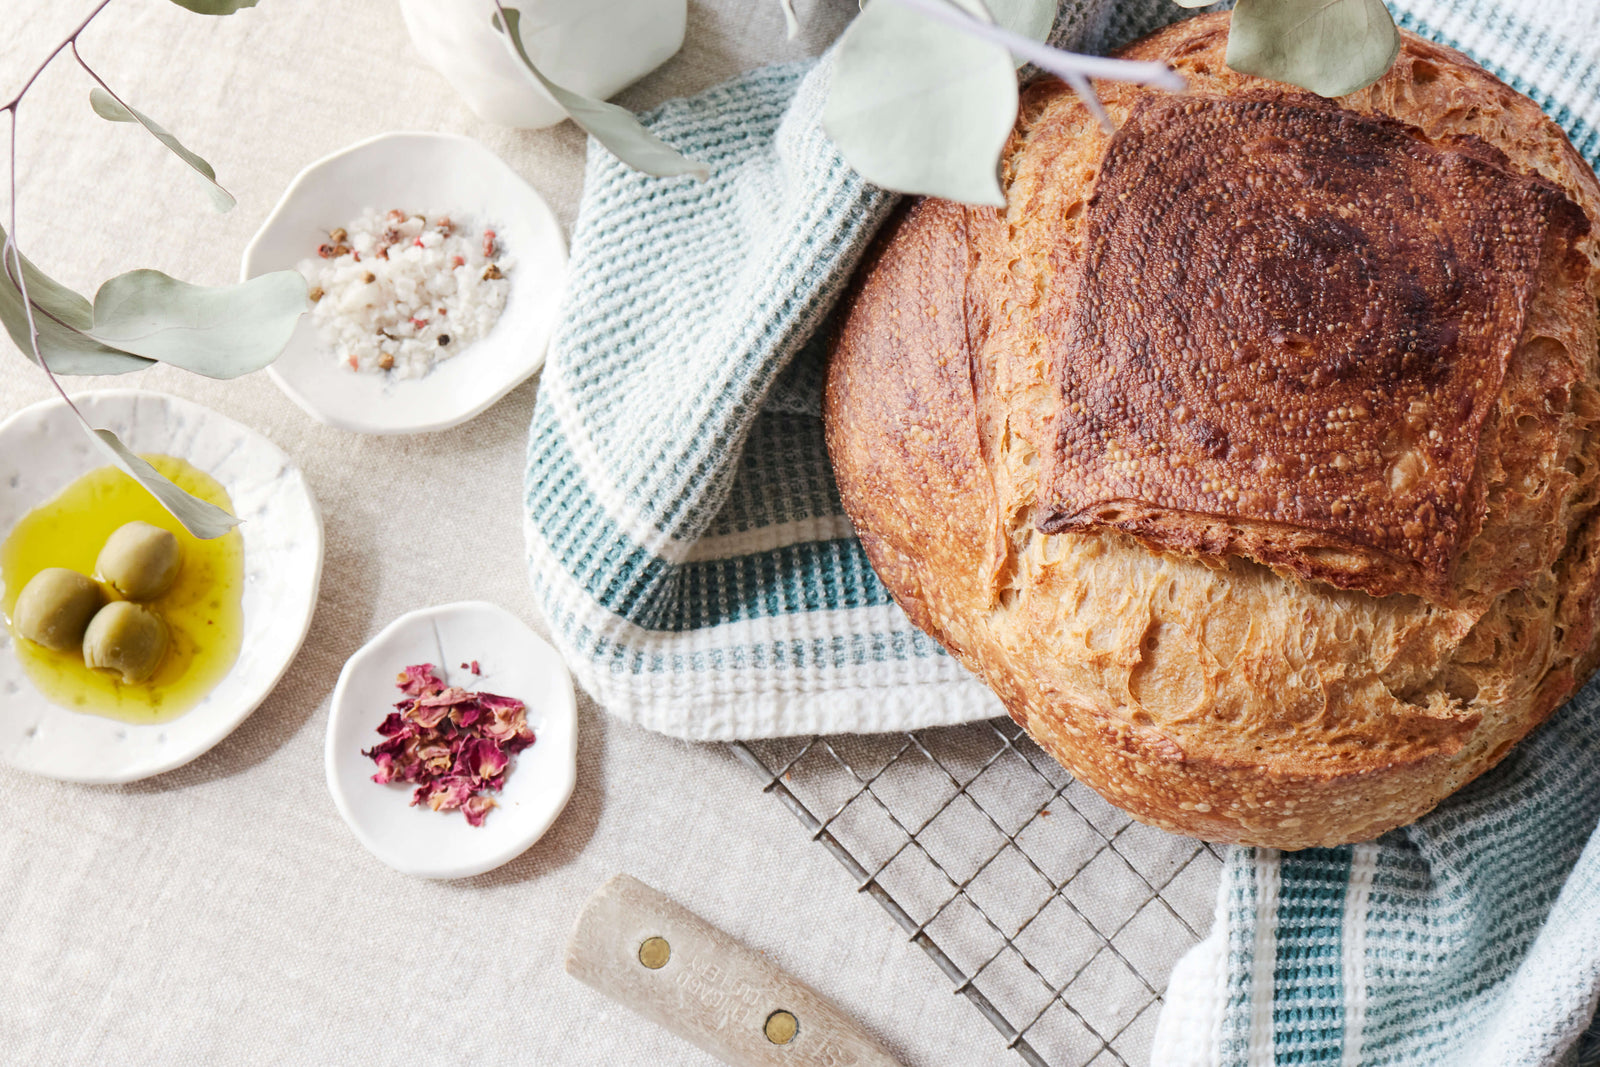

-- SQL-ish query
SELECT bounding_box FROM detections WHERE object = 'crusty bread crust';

[1038,90,1588,604]
[824,12,1600,848]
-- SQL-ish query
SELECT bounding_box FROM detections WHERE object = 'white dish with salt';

[299,209,513,379]
[244,132,567,435]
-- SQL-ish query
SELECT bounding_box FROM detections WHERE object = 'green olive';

[12,568,106,652]
[96,521,182,601]
[82,601,168,684]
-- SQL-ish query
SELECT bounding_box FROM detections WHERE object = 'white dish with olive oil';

[0,390,323,783]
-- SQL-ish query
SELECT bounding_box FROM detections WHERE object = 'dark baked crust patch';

[1039,93,1587,601]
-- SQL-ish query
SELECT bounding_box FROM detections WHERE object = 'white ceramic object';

[0,390,324,784]
[325,601,578,879]
[244,132,568,435]
[398,0,687,129]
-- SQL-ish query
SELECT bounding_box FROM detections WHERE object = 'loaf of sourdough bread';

[824,12,1600,847]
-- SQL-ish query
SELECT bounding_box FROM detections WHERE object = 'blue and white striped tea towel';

[524,0,1600,1061]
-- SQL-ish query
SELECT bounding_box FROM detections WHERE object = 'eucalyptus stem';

[0,0,115,111]
[1063,71,1114,133]
[70,40,129,112]
[881,0,1187,130]
[3,2,118,443]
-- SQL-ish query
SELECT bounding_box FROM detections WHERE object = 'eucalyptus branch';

[821,0,1185,205]
[813,0,1400,205]
[0,0,115,111]
[4,0,117,365]
[879,0,1185,134]
[1,0,308,539]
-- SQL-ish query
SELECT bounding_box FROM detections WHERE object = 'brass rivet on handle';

[764,1010,798,1045]
[638,936,671,969]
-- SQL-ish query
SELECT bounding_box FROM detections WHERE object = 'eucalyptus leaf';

[1226,0,1401,98]
[0,226,155,375]
[90,88,235,212]
[985,0,1055,44]
[493,8,709,180]
[780,0,800,38]
[87,269,309,378]
[0,222,307,379]
[164,0,259,14]
[0,235,243,537]
[90,427,239,538]
[825,0,1017,206]
[1173,0,1214,8]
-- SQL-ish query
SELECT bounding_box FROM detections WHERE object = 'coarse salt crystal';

[297,208,515,380]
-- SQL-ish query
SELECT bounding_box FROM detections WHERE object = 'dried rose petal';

[465,738,508,781]
[409,702,451,729]
[418,686,473,708]
[369,751,400,784]
[424,776,476,812]
[361,663,534,827]
[462,795,496,827]
[396,663,445,697]
[375,712,413,738]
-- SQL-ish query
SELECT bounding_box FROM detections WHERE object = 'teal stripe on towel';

[525,406,895,632]
[1273,849,1352,1063]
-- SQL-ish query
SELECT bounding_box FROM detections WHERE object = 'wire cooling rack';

[730,718,1224,1067]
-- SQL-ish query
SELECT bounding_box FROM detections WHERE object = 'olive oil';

[1,457,244,724]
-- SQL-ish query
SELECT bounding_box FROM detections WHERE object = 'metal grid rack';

[730,718,1224,1067]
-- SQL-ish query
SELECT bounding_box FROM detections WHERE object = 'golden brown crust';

[1038,91,1589,603]
[824,13,1600,848]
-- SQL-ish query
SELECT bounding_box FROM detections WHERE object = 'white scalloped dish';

[243,131,568,435]
[325,601,577,879]
[0,390,324,783]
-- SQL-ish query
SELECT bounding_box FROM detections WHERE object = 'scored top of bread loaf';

[1039,91,1589,603]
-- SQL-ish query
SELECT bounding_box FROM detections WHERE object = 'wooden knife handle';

[565,873,903,1067]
